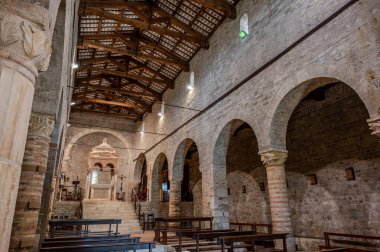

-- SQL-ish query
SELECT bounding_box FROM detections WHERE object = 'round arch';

[264,76,376,150]
[133,153,147,190]
[150,152,169,216]
[171,138,199,182]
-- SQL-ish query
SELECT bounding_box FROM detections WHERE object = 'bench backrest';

[40,242,156,252]
[42,237,140,248]
[43,234,130,242]
[196,230,257,240]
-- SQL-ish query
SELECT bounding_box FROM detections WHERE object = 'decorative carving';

[21,21,52,71]
[28,113,55,138]
[367,70,380,89]
[368,116,380,140]
[0,13,19,46]
[259,150,288,166]
[0,4,52,72]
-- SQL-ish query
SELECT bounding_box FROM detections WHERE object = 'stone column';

[259,150,295,252]
[9,113,55,251]
[168,180,182,217]
[0,3,52,251]
[85,172,91,199]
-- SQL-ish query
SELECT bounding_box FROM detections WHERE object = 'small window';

[239,13,249,39]
[91,171,99,184]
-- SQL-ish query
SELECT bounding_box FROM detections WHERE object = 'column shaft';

[260,150,295,252]
[168,180,181,217]
[10,113,54,251]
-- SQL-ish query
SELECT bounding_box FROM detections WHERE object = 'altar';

[84,138,119,200]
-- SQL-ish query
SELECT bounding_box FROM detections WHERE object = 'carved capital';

[28,112,55,138]
[259,149,288,166]
[0,1,52,73]
[367,116,380,140]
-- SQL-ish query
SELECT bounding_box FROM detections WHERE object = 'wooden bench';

[40,242,156,252]
[48,219,122,238]
[174,229,234,251]
[43,234,130,242]
[219,233,288,252]
[154,216,213,244]
[42,237,140,248]
[230,222,273,234]
[320,232,380,252]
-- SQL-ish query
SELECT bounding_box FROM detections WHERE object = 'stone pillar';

[10,113,55,251]
[200,163,229,230]
[259,150,295,252]
[0,3,52,251]
[168,180,182,217]
[85,172,91,199]
[368,116,380,140]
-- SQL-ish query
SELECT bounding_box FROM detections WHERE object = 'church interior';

[0,0,379,251]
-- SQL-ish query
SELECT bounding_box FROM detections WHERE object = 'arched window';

[91,170,99,184]
[239,13,249,39]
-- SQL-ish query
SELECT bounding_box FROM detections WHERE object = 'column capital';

[28,112,55,138]
[367,116,380,140]
[0,1,52,75]
[259,149,288,166]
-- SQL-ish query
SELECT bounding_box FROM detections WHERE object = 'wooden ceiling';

[73,0,239,121]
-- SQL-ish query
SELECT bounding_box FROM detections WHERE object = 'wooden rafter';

[72,108,141,120]
[83,41,188,70]
[75,97,149,111]
[188,0,236,19]
[75,83,156,99]
[84,7,209,48]
[80,65,172,86]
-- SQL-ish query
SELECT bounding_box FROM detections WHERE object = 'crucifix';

[119,174,126,191]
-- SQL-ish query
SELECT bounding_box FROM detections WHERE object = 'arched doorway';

[151,153,170,217]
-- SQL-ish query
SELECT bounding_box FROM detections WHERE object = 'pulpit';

[85,139,119,200]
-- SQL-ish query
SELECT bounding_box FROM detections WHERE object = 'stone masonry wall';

[226,128,271,224]
[285,83,380,250]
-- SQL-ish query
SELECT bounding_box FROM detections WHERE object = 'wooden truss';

[74,0,238,121]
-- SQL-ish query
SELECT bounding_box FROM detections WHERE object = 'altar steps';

[82,200,143,234]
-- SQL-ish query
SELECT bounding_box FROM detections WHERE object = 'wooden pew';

[174,229,234,251]
[230,222,273,234]
[219,233,288,252]
[321,232,380,252]
[42,237,140,248]
[40,241,156,252]
[43,234,130,242]
[48,219,122,238]
[154,216,213,244]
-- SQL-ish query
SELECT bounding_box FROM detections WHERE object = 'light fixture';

[140,122,144,134]
[158,102,165,117]
[188,71,195,90]
[72,63,79,69]
[71,101,76,105]
[67,123,71,127]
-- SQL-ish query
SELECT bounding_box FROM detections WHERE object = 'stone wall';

[226,128,271,224]
[285,83,380,250]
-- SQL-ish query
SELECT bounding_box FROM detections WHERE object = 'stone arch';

[171,138,198,181]
[133,153,147,191]
[210,119,259,228]
[151,152,169,217]
[266,76,376,150]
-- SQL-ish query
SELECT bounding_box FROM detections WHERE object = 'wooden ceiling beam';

[82,1,151,9]
[81,33,189,71]
[84,8,208,48]
[75,83,156,99]
[188,0,236,19]
[80,65,172,86]
[75,97,149,111]
[83,41,188,70]
[75,90,152,112]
